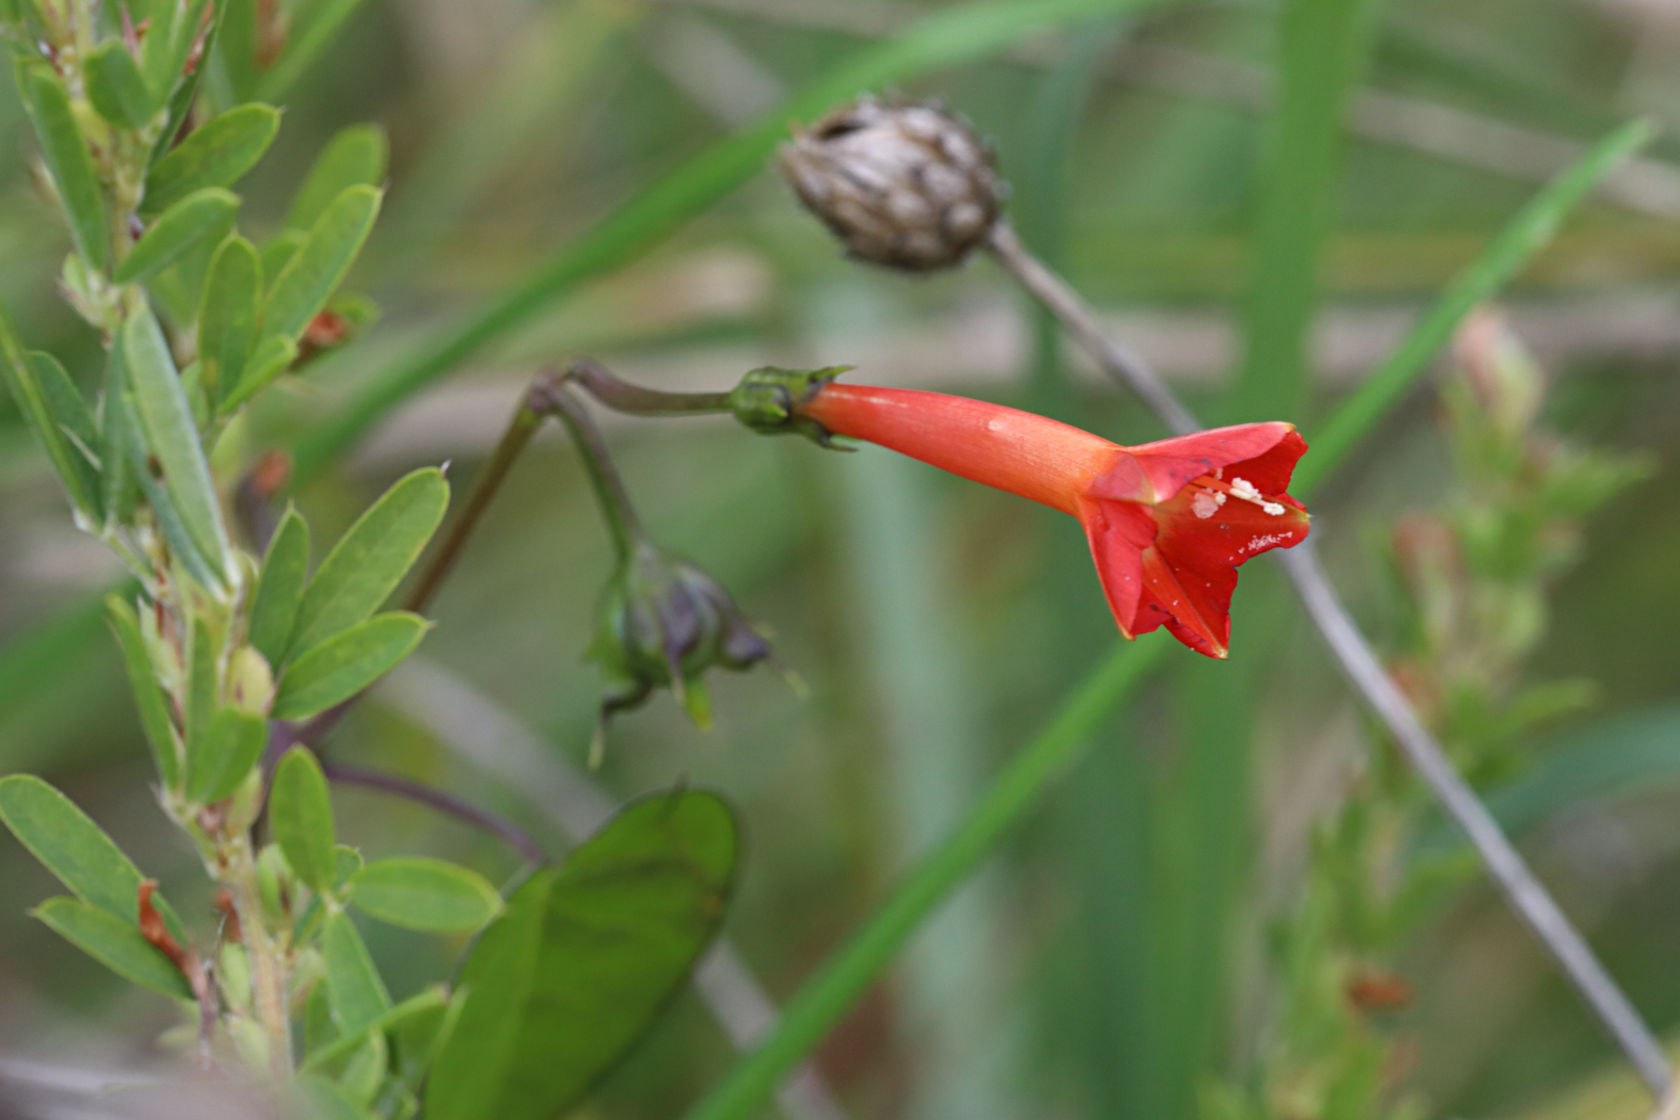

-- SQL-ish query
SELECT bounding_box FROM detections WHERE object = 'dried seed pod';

[777,96,1005,272]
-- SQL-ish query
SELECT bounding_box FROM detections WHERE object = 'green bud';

[227,644,276,714]
[217,941,253,1015]
[255,841,297,924]
[222,766,266,835]
[729,365,850,447]
[588,540,773,748]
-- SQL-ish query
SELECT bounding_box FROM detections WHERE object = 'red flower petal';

[1078,498,1156,638]
[1136,544,1235,658]
[1092,422,1300,504]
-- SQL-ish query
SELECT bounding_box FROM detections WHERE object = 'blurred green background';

[3,0,1680,1117]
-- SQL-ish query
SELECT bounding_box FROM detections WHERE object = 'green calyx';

[728,365,851,447]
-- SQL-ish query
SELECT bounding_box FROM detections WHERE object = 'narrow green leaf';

[29,351,99,469]
[83,40,160,129]
[105,595,183,788]
[1297,119,1657,496]
[249,506,310,668]
[0,291,100,519]
[141,0,209,98]
[144,103,281,215]
[18,63,108,270]
[431,791,739,1120]
[271,612,428,720]
[144,0,218,170]
[0,774,152,922]
[199,234,260,403]
[184,616,216,763]
[25,350,101,518]
[122,306,232,583]
[288,468,448,657]
[1234,0,1380,420]
[271,748,337,892]
[111,382,223,589]
[258,229,308,285]
[33,897,192,999]
[304,980,338,1056]
[321,910,391,1035]
[349,857,502,933]
[285,124,388,231]
[114,187,239,284]
[99,343,141,525]
[222,333,298,412]
[262,184,382,344]
[185,706,266,804]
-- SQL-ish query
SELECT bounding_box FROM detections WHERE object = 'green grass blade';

[1233,0,1380,420]
[682,639,1165,1120]
[1296,119,1656,496]
[288,0,1164,481]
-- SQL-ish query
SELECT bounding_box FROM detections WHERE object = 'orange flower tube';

[799,383,1310,658]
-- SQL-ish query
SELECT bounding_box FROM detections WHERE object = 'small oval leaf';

[185,707,267,805]
[222,332,298,412]
[105,595,183,788]
[321,909,391,1035]
[349,857,502,934]
[83,40,160,130]
[270,748,337,892]
[143,103,280,215]
[287,468,448,658]
[0,774,151,922]
[114,188,239,284]
[33,897,192,999]
[286,125,388,231]
[24,350,101,518]
[248,506,310,668]
[19,64,108,270]
[271,612,429,720]
[198,234,260,401]
[263,184,382,344]
[122,308,232,583]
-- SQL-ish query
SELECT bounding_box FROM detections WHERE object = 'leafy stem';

[220,831,292,1077]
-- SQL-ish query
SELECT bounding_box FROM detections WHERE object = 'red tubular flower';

[798,383,1310,658]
